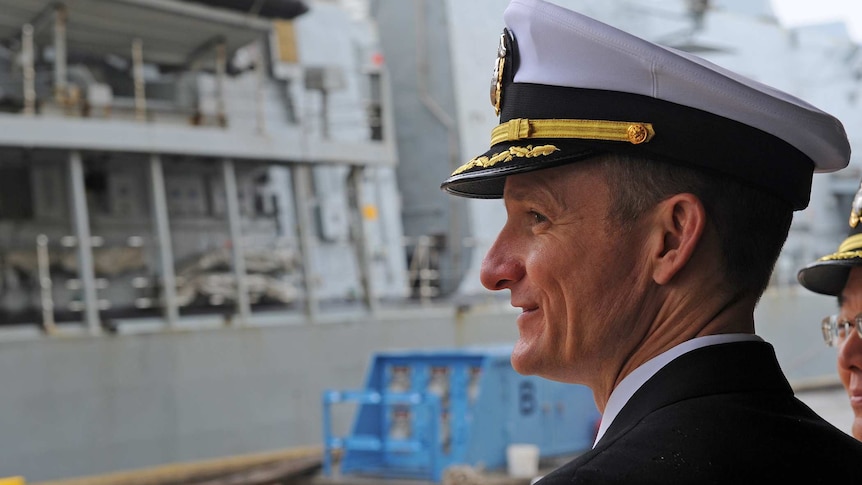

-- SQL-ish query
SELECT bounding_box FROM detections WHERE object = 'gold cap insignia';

[490,29,510,116]
[850,180,862,228]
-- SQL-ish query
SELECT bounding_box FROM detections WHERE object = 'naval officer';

[798,179,862,442]
[441,0,862,482]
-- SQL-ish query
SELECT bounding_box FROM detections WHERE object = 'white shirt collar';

[592,333,763,448]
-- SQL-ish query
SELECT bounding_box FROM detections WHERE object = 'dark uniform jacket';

[537,341,862,484]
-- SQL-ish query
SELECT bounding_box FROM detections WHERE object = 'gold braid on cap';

[451,145,559,176]
[837,233,862,254]
[818,233,862,262]
[491,118,655,146]
[819,250,862,262]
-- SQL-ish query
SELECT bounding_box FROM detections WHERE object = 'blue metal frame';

[323,389,443,482]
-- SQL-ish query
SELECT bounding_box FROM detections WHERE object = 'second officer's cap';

[798,180,862,295]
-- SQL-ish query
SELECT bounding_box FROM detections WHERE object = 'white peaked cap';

[441,0,851,210]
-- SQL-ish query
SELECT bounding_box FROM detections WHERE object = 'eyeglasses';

[821,314,862,347]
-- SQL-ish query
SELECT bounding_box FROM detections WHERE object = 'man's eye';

[530,210,548,223]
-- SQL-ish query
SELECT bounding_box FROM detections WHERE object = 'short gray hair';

[594,153,793,298]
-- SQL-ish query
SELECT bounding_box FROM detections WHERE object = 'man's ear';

[650,193,706,285]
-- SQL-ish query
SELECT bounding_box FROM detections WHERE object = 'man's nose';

[479,236,524,291]
[839,328,862,370]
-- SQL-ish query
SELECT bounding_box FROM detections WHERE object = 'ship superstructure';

[0,0,409,334]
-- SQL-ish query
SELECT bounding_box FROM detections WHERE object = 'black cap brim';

[798,255,862,296]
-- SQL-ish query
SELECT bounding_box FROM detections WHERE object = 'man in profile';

[441,0,862,481]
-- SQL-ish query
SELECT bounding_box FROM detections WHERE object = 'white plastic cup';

[506,443,540,478]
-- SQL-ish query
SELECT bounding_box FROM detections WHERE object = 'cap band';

[490,118,655,146]
[443,83,816,208]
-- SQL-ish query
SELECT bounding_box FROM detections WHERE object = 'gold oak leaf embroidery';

[451,145,559,176]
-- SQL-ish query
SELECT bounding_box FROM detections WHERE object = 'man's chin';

[510,341,540,376]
